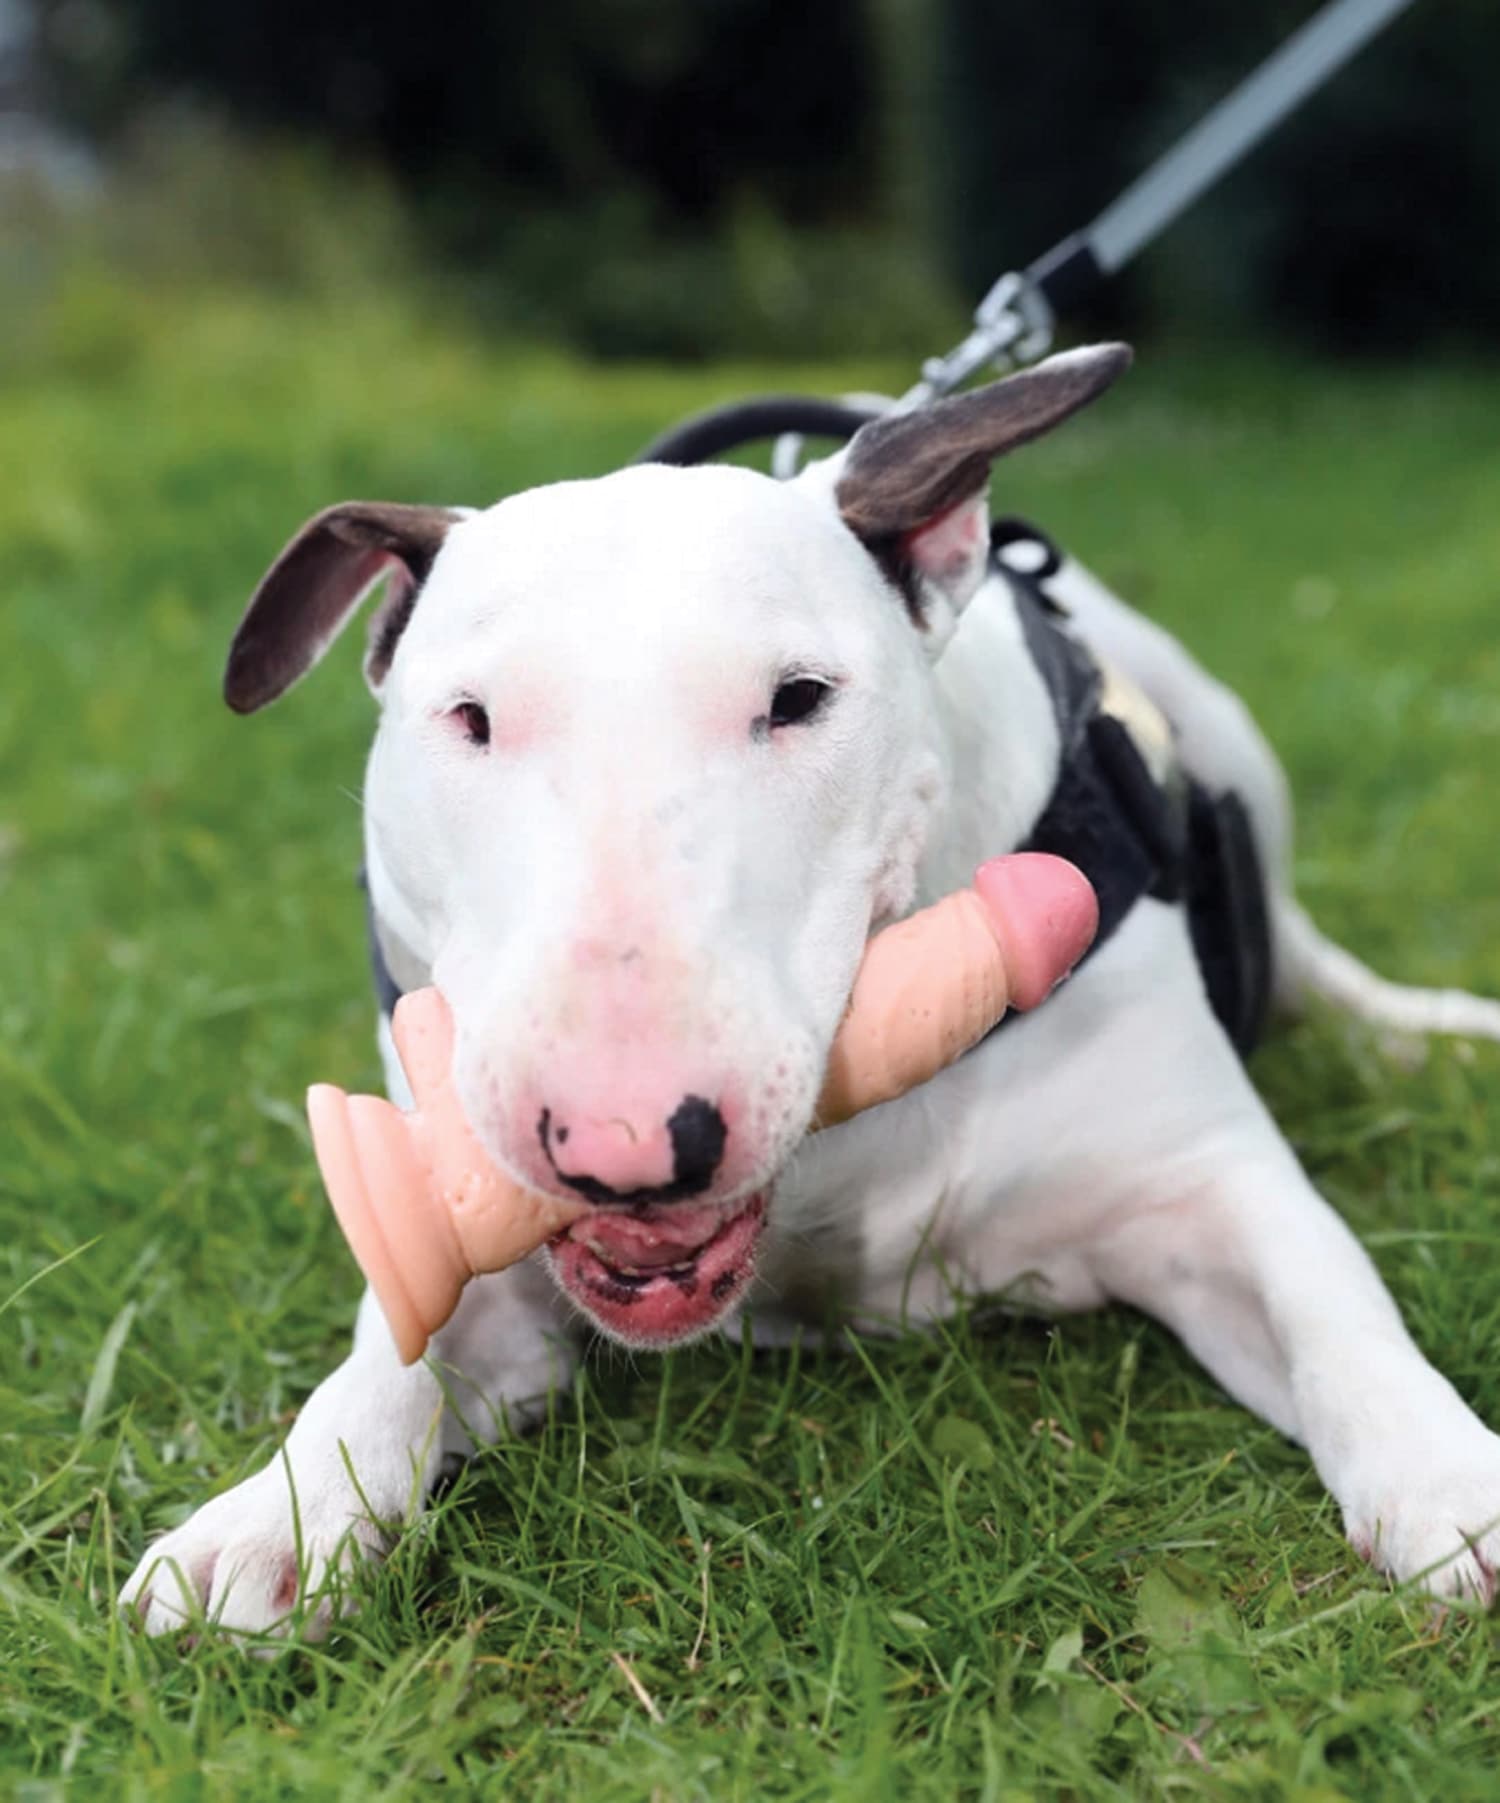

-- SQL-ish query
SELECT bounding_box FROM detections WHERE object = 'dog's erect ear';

[836,344,1131,639]
[223,502,464,714]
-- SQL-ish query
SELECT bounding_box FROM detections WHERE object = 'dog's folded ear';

[224,502,463,713]
[836,344,1131,642]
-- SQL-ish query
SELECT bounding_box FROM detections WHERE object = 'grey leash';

[905,0,1419,407]
[645,0,1422,477]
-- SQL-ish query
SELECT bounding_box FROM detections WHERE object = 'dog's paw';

[118,1455,397,1643]
[1341,1431,1500,1605]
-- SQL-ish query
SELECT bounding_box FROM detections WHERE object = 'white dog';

[121,345,1500,1638]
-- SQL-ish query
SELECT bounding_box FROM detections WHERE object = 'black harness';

[991,518,1270,1054]
[364,516,1271,1059]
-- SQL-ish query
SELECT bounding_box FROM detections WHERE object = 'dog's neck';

[907,577,1064,910]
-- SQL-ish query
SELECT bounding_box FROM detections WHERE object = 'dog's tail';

[1273,898,1500,1042]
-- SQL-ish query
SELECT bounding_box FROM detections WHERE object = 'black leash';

[637,397,880,469]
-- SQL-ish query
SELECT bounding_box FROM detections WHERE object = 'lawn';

[3,285,1500,1799]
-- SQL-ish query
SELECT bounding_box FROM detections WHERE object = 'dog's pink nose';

[545,1114,673,1192]
[538,1096,727,1203]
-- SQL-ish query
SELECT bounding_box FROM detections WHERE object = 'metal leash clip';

[903,269,1056,408]
[767,269,1055,475]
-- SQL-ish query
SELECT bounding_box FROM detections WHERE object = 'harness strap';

[1184,785,1273,1054]
[993,520,1188,960]
[992,518,1269,1054]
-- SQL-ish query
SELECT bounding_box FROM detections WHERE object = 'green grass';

[3,286,1500,1799]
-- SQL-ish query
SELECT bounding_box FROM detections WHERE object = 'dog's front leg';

[119,1257,572,1640]
[1089,1111,1500,1602]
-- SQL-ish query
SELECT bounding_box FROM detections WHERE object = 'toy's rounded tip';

[972,853,1099,1011]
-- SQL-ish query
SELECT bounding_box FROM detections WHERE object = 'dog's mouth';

[546,1191,769,1345]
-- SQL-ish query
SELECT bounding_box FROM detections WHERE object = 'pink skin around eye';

[446,690,557,755]
[696,677,838,745]
[689,682,766,743]
[491,701,547,755]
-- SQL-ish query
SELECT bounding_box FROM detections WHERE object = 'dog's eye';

[449,701,491,747]
[769,677,830,729]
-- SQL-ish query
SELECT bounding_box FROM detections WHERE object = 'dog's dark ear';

[223,502,463,714]
[836,344,1131,638]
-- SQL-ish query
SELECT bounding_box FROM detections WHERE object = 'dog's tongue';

[571,1204,724,1270]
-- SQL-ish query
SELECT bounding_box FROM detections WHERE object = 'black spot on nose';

[667,1095,727,1194]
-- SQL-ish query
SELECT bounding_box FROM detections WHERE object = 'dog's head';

[226,345,1129,1346]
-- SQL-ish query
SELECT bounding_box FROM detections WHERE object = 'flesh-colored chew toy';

[308,852,1097,1363]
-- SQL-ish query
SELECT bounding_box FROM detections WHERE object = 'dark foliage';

[32,0,1500,354]
[938,0,1500,352]
[38,0,878,227]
